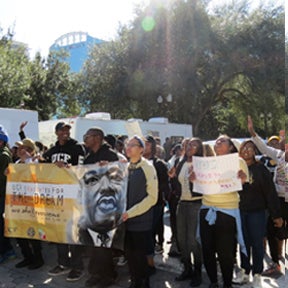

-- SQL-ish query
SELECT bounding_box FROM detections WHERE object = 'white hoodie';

[252,134,285,198]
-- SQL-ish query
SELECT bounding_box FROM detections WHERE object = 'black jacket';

[175,157,202,199]
[151,157,169,205]
[239,162,281,219]
[43,138,85,165]
[0,145,11,200]
[84,143,118,164]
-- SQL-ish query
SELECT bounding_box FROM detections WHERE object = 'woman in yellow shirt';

[191,135,248,288]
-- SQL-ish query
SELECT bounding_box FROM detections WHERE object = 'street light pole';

[157,94,173,119]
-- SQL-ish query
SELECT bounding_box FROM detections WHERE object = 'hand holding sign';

[192,153,242,194]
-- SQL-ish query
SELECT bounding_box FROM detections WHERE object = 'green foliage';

[0,39,30,107]
[0,28,74,121]
[23,50,72,120]
[79,0,284,138]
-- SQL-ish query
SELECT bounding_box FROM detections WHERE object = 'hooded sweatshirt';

[251,134,285,198]
[43,138,85,165]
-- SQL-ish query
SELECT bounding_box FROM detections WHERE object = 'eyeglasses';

[126,143,141,148]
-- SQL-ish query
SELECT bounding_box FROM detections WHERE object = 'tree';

[0,32,30,108]
[205,1,285,138]
[24,51,72,120]
[77,0,284,139]
[79,30,132,119]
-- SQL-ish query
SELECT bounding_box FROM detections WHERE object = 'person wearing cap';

[259,135,280,177]
[248,116,287,277]
[122,135,158,288]
[15,138,38,163]
[13,138,44,269]
[81,127,119,288]
[0,126,16,264]
[267,136,281,149]
[143,135,169,273]
[44,121,86,282]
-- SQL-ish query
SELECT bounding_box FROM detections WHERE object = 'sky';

[0,0,285,58]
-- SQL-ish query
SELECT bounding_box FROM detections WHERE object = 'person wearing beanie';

[122,135,158,288]
[0,126,16,263]
[0,126,9,144]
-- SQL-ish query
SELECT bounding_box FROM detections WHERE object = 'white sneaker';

[252,274,263,288]
[232,268,249,285]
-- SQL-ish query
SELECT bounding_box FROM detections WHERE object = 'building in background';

[49,31,104,73]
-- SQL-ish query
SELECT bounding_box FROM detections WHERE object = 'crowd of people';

[0,115,287,288]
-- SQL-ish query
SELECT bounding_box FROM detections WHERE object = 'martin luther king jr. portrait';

[72,161,127,247]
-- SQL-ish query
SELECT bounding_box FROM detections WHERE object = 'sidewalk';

[0,217,287,288]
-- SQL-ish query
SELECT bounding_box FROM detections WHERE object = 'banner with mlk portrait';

[5,162,128,248]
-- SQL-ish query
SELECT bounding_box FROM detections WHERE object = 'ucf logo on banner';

[5,162,128,248]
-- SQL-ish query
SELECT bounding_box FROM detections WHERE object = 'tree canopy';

[0,0,285,139]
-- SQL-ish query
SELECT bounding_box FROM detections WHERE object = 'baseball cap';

[15,138,36,152]
[55,122,71,131]
[267,135,280,143]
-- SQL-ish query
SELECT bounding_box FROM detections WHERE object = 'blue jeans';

[240,210,266,275]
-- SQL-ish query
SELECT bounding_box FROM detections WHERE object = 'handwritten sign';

[192,153,242,194]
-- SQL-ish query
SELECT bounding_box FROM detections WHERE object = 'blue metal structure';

[49,32,104,73]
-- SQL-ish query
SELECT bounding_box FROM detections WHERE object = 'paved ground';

[0,213,287,288]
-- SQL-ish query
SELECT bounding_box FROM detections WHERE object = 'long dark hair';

[217,135,238,153]
[189,137,204,157]
[239,140,257,162]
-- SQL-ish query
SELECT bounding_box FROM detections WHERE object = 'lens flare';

[141,16,156,32]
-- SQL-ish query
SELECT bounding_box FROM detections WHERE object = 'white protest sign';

[192,153,242,194]
[125,121,143,138]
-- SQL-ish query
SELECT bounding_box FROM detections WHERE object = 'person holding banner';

[190,135,249,288]
[0,126,16,264]
[14,138,44,270]
[122,135,158,288]
[81,127,119,288]
[169,137,204,287]
[44,122,86,282]
[233,140,283,288]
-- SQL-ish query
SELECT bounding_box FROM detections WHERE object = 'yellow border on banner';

[7,163,79,184]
